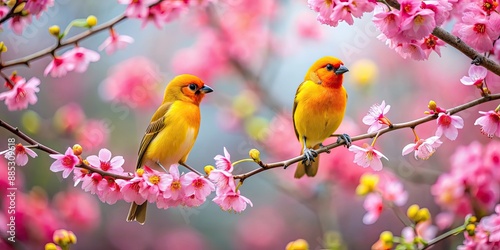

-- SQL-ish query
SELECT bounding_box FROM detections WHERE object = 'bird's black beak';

[335,65,349,75]
[200,85,213,93]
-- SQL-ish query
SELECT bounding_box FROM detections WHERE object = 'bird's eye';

[326,64,334,71]
[188,84,197,91]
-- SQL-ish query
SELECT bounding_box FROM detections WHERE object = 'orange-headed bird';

[293,56,350,178]
[127,74,213,224]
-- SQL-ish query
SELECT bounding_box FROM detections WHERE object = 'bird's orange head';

[305,56,348,89]
[163,74,213,105]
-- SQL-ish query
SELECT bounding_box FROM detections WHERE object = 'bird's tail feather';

[127,202,147,224]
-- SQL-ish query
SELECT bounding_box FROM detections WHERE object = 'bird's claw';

[302,148,317,165]
[336,133,352,148]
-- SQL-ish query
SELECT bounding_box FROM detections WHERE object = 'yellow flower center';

[149,175,160,185]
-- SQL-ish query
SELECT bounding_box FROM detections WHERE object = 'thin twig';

[233,93,500,181]
[0,119,133,180]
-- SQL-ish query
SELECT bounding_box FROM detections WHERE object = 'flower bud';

[49,25,60,37]
[13,2,25,13]
[72,144,83,155]
[86,15,97,27]
[466,224,476,236]
[0,42,7,53]
[428,100,437,111]
[379,231,393,248]
[53,229,70,246]
[416,207,431,222]
[136,168,144,177]
[44,243,58,250]
[285,239,309,250]
[407,204,420,221]
[204,165,215,175]
[249,149,260,162]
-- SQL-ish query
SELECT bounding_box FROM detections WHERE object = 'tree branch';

[233,93,500,181]
[0,14,126,70]
[385,0,500,76]
[0,119,133,180]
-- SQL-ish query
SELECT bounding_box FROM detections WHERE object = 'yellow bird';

[293,56,350,178]
[127,74,213,224]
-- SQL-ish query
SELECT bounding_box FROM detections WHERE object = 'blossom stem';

[420,224,466,250]
[370,130,382,147]
[411,128,420,141]
[232,158,254,166]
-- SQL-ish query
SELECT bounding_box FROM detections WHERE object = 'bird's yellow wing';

[136,102,172,169]
[292,80,312,141]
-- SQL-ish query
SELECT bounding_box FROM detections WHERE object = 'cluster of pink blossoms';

[0,0,54,34]
[48,146,253,212]
[44,47,100,78]
[357,173,409,225]
[432,141,500,225]
[0,74,40,111]
[452,0,500,53]
[373,0,450,60]
[118,0,214,28]
[460,205,500,249]
[308,0,378,27]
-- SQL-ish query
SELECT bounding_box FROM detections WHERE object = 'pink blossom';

[362,100,391,133]
[25,0,54,17]
[81,172,103,195]
[44,56,75,77]
[214,147,233,172]
[53,190,100,231]
[209,170,236,196]
[431,173,469,214]
[400,9,436,40]
[102,56,161,108]
[308,0,336,26]
[0,144,37,166]
[421,34,446,57]
[296,13,323,40]
[379,179,408,206]
[453,10,500,52]
[63,47,100,73]
[475,110,500,138]
[213,190,253,212]
[118,0,156,18]
[76,119,110,151]
[142,1,187,29]
[86,148,125,174]
[97,177,123,204]
[73,168,90,187]
[0,77,40,111]
[373,7,401,38]
[396,40,428,60]
[10,15,31,35]
[460,65,488,86]
[162,165,184,201]
[98,29,134,55]
[117,173,147,205]
[140,166,173,203]
[402,136,443,160]
[402,221,437,244]
[362,193,383,224]
[436,113,464,140]
[183,194,206,207]
[348,144,387,171]
[13,144,37,166]
[399,0,421,17]
[460,205,500,249]
[53,103,86,133]
[182,172,215,202]
[422,0,452,26]
[49,147,79,178]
